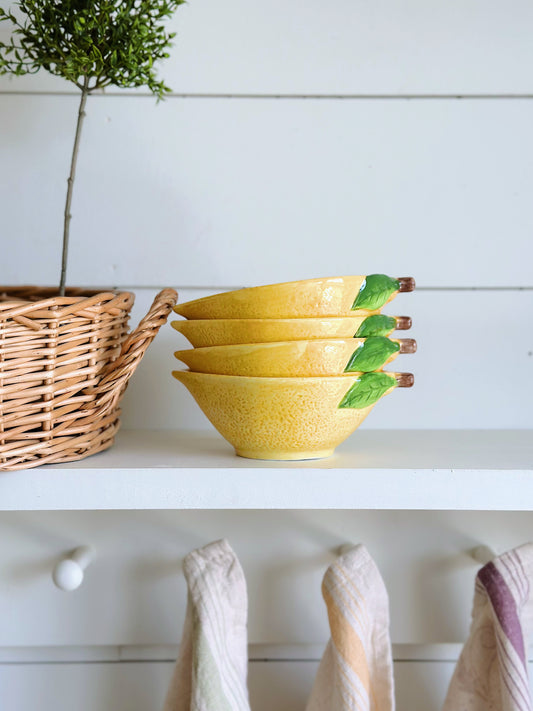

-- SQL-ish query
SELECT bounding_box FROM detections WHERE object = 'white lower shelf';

[1,429,531,511]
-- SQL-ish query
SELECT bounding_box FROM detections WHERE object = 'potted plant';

[0,0,184,470]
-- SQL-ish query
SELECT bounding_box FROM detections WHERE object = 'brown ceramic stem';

[395,372,415,387]
[398,338,417,354]
[397,277,416,292]
[395,316,412,330]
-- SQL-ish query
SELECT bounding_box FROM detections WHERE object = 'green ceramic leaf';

[355,314,397,337]
[339,372,397,409]
[351,274,400,311]
[344,337,400,373]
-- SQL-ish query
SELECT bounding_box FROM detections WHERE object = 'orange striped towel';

[306,544,395,711]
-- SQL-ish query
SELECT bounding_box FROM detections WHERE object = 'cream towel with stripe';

[163,539,251,711]
[306,544,395,711]
[443,543,533,711]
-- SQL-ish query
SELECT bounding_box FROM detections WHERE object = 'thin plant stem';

[59,75,90,296]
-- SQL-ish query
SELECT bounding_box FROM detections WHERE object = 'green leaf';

[351,274,400,311]
[344,336,400,373]
[339,372,397,409]
[355,314,397,337]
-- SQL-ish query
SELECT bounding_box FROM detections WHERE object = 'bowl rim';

[173,336,407,357]
[171,369,406,384]
[171,314,397,326]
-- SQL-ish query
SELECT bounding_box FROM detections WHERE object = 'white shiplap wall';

[1,1,532,709]
[2,96,533,288]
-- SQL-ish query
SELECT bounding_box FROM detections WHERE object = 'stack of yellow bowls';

[172,274,416,460]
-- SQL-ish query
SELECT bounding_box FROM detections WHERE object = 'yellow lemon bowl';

[172,370,414,460]
[175,337,416,377]
[174,275,415,320]
[171,314,412,348]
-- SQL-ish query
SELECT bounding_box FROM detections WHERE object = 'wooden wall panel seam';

[3,91,533,100]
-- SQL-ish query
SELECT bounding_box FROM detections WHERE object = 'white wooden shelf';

[1,430,531,511]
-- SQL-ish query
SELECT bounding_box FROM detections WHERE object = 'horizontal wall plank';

[121,288,533,430]
[1,96,532,287]
[4,658,533,711]
[2,0,533,95]
[0,660,445,711]
[0,642,467,664]
[2,510,533,648]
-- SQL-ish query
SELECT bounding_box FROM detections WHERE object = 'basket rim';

[0,286,134,304]
[0,287,136,321]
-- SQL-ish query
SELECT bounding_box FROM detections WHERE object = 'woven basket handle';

[91,288,178,416]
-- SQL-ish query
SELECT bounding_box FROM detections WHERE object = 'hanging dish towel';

[305,544,395,711]
[443,542,533,711]
[163,538,252,711]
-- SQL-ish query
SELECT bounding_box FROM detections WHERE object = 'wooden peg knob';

[337,544,355,556]
[52,546,95,592]
[470,545,496,565]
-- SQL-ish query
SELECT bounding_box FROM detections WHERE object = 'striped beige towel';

[163,539,251,711]
[443,543,533,711]
[306,544,395,711]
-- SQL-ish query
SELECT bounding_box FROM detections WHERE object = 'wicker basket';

[0,287,177,470]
